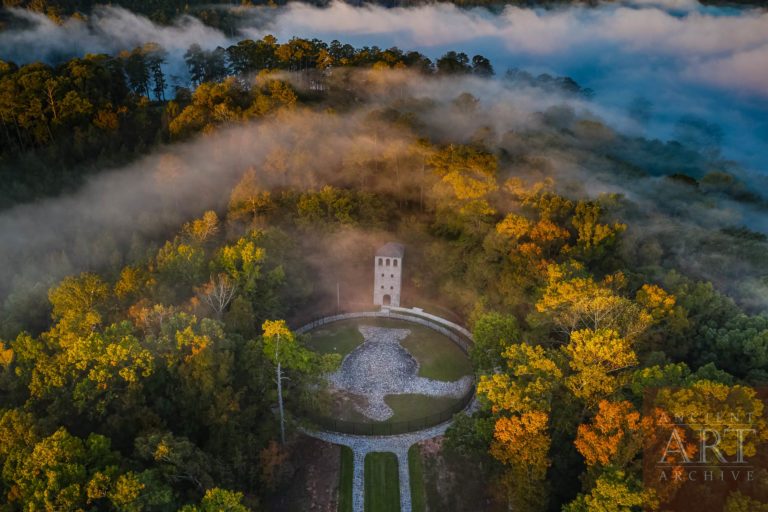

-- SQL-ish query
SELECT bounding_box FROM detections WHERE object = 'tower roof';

[375,242,404,258]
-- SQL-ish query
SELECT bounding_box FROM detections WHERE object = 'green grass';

[338,446,354,512]
[408,445,426,512]
[385,394,463,424]
[309,317,472,382]
[307,319,365,357]
[309,317,472,428]
[400,323,472,381]
[364,452,400,512]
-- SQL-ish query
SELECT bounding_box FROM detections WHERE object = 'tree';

[427,144,498,216]
[478,343,561,510]
[124,47,151,97]
[226,40,259,76]
[180,488,251,512]
[471,312,521,374]
[563,328,637,407]
[261,320,311,444]
[535,263,656,341]
[1,428,138,511]
[182,210,220,245]
[571,200,626,263]
[574,400,643,468]
[491,410,551,512]
[724,491,768,512]
[48,272,110,338]
[184,44,206,87]
[155,239,207,288]
[214,232,267,294]
[563,467,643,512]
[144,43,168,101]
[114,265,153,302]
[200,274,238,320]
[135,431,214,491]
[228,167,274,223]
[437,51,470,74]
[471,55,494,76]
[65,321,153,414]
[478,343,562,415]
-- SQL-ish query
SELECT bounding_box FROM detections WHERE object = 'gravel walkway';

[304,421,453,512]
[327,325,473,421]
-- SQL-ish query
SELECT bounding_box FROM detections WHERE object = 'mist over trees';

[2,111,767,507]
[2,0,764,31]
[2,6,768,510]
[0,34,522,209]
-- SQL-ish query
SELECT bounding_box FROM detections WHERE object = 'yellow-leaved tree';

[478,343,561,511]
[427,144,498,215]
[262,320,311,445]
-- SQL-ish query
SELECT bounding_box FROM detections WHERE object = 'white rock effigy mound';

[327,325,473,421]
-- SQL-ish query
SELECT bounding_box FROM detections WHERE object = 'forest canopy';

[2,5,768,510]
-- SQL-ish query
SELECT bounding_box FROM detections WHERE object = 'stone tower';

[373,242,404,307]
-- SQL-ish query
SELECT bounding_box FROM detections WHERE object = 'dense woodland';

[3,13,768,512]
[0,35,520,209]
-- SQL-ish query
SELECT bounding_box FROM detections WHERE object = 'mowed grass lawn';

[385,394,463,424]
[400,324,472,381]
[338,446,354,512]
[307,320,365,357]
[364,452,400,512]
[408,445,426,512]
[307,318,472,385]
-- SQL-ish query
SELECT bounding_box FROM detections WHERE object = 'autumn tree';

[563,467,643,512]
[491,410,552,511]
[155,239,207,292]
[575,400,644,468]
[261,320,311,444]
[571,200,626,264]
[48,272,110,338]
[563,328,637,407]
[427,144,498,215]
[478,343,561,510]
[214,232,266,294]
[535,262,676,342]
[199,274,238,320]
[2,428,144,511]
[182,210,220,245]
[180,488,251,512]
[228,167,274,224]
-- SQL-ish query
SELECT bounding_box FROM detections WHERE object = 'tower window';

[381,286,384,289]
[381,273,384,277]
[390,286,394,290]
[386,259,390,267]
[378,258,383,266]
[393,260,398,267]
[390,274,393,278]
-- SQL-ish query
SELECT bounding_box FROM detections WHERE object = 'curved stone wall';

[294,308,473,353]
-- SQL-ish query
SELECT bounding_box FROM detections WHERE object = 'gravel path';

[327,325,473,421]
[304,421,453,512]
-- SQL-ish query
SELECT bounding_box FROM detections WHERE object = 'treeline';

[1,30,595,210]
[0,35,504,209]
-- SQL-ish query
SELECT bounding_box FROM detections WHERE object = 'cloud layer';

[2,1,765,173]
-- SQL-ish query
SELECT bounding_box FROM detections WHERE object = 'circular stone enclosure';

[306,316,474,430]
